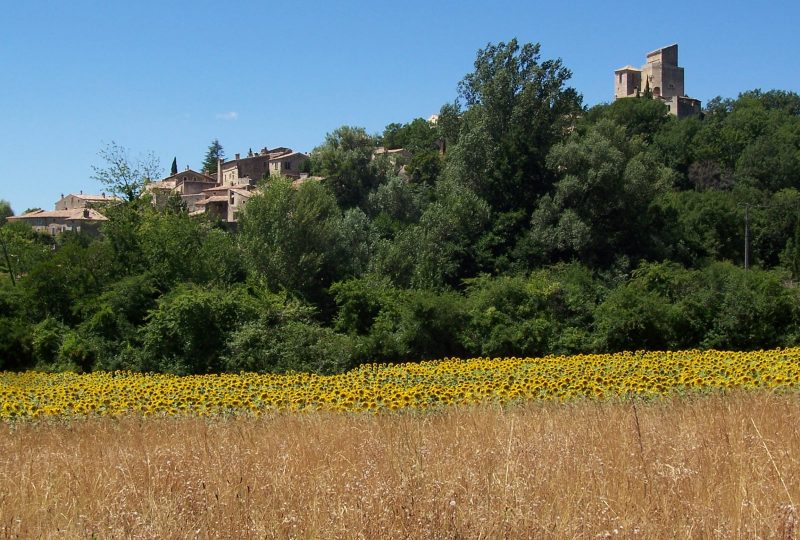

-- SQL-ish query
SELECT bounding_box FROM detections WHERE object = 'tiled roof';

[8,208,108,221]
[157,169,217,184]
[196,195,228,205]
[70,193,122,202]
[146,180,177,190]
[268,152,306,162]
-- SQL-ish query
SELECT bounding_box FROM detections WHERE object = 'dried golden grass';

[1,391,798,539]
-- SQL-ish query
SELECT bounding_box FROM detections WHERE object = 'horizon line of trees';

[3,38,800,375]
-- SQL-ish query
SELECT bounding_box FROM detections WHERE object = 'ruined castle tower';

[614,44,701,118]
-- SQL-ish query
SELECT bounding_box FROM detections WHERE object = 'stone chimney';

[235,153,240,160]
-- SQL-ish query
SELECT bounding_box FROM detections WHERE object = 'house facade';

[54,192,121,211]
[145,168,217,212]
[9,192,118,235]
[268,151,309,178]
[194,186,253,223]
[7,207,108,236]
[218,147,310,186]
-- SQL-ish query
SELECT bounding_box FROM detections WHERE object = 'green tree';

[370,180,490,290]
[20,238,105,324]
[224,319,352,374]
[583,96,670,143]
[461,266,598,357]
[238,178,345,304]
[0,222,50,284]
[444,39,583,213]
[137,209,214,287]
[310,126,380,208]
[380,118,443,184]
[91,141,161,201]
[170,157,178,175]
[0,282,32,369]
[0,202,17,286]
[139,284,262,374]
[653,190,742,265]
[367,177,431,237]
[527,120,674,266]
[202,139,224,175]
[332,276,467,363]
[99,198,149,276]
[0,199,12,225]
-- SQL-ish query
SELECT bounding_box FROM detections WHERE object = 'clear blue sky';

[2,0,798,214]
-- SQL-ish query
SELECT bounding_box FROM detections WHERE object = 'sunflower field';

[2,348,800,419]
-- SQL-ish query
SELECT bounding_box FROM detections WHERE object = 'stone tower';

[614,43,701,118]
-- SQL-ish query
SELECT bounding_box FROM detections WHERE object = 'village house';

[217,147,309,185]
[614,44,701,118]
[54,192,121,211]
[187,147,307,223]
[193,185,254,223]
[144,167,217,212]
[218,150,270,187]
[373,147,413,178]
[268,151,309,178]
[7,192,118,235]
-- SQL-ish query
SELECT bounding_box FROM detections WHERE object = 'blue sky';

[2,0,798,213]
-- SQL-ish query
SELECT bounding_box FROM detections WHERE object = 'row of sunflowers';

[2,348,800,419]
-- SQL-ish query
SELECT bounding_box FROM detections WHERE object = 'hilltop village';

[9,43,702,237]
[7,143,416,235]
[8,147,318,234]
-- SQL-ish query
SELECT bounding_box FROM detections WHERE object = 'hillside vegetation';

[2,39,800,374]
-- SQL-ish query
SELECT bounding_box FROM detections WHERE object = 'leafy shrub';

[223,320,353,374]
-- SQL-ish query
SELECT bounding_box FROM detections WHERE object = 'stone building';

[193,185,253,223]
[145,168,217,212]
[268,151,309,178]
[7,207,108,236]
[218,147,309,186]
[614,44,701,118]
[139,146,310,225]
[9,192,119,235]
[219,150,271,187]
[54,192,121,211]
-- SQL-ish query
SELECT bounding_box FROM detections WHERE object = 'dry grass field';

[0,391,798,539]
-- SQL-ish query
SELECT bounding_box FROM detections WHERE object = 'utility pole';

[744,204,750,271]
[738,202,767,271]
